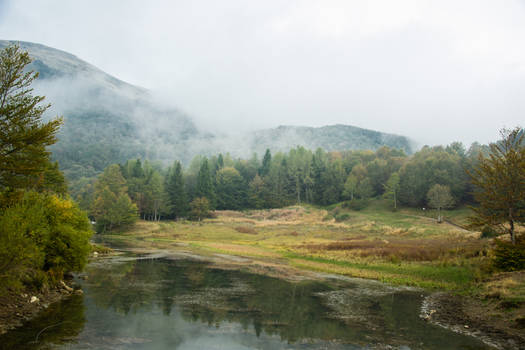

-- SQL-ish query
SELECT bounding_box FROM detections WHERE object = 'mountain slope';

[0,40,413,179]
[0,40,200,179]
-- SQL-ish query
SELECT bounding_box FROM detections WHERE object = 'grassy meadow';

[101,200,509,291]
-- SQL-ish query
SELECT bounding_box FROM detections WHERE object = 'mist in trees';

[81,136,503,231]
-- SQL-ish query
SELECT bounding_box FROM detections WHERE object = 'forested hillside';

[0,40,413,183]
[251,125,412,155]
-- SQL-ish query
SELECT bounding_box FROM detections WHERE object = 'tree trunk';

[509,207,515,244]
[393,191,397,210]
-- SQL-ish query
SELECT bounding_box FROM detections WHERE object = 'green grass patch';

[284,252,476,290]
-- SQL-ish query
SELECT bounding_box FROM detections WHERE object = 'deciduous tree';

[427,184,455,223]
[190,197,210,221]
[383,172,400,210]
[91,164,137,232]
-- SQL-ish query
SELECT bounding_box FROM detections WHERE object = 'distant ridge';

[250,124,412,155]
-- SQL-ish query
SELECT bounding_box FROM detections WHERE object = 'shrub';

[335,213,351,222]
[235,226,257,234]
[343,199,370,211]
[322,214,334,221]
[0,191,92,293]
[481,225,499,238]
[492,239,525,271]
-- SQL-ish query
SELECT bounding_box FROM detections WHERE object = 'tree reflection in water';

[0,256,493,350]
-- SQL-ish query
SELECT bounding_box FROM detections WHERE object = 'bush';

[0,191,92,293]
[335,213,351,222]
[343,199,370,211]
[481,225,499,238]
[235,226,257,234]
[492,239,525,271]
[322,214,334,221]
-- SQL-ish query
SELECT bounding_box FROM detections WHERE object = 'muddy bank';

[0,279,81,335]
[421,292,525,350]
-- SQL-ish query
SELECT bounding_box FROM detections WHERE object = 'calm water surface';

[0,254,493,350]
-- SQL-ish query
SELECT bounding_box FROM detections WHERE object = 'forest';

[79,140,488,232]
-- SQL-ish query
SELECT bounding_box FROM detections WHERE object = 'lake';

[0,253,493,349]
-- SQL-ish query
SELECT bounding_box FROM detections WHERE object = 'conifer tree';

[469,127,525,244]
[196,158,215,208]
[0,44,62,196]
[216,167,246,209]
[259,149,272,176]
[165,161,187,218]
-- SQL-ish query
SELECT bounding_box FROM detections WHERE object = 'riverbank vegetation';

[98,201,525,333]
[97,203,494,290]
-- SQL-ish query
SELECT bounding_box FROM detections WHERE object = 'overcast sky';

[1,0,524,146]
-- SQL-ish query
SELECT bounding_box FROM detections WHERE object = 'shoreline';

[2,247,524,350]
[421,292,524,350]
[0,279,81,336]
[116,247,525,350]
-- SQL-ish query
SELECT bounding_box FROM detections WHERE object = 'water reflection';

[0,256,493,350]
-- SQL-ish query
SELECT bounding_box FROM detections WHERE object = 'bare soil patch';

[422,289,525,350]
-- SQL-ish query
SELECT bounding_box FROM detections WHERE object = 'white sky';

[1,0,524,146]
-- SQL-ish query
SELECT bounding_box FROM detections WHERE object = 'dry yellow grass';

[101,204,523,295]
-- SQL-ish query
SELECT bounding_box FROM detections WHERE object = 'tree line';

[83,139,495,232]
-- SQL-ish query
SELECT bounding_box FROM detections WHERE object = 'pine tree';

[469,127,525,244]
[0,44,62,196]
[196,158,215,208]
[259,149,272,176]
[165,161,187,218]
[216,167,246,209]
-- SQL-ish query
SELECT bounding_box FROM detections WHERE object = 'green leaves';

[91,164,137,232]
[0,192,92,291]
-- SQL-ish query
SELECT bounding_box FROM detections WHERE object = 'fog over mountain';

[0,40,412,179]
[1,1,524,147]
